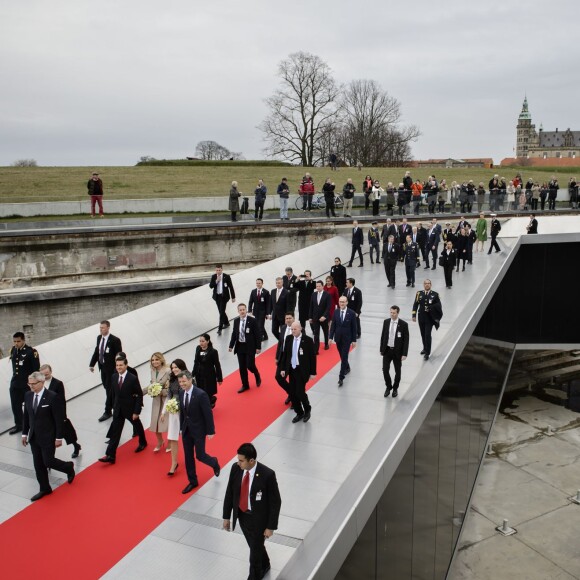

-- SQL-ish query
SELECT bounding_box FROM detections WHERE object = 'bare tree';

[260,52,339,166]
[11,159,38,167]
[338,80,420,167]
[195,140,235,161]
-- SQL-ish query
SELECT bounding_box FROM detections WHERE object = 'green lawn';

[0,165,577,203]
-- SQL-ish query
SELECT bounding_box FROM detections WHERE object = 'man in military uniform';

[9,331,40,434]
[412,280,443,361]
[368,221,381,264]
[403,234,420,288]
[487,214,502,254]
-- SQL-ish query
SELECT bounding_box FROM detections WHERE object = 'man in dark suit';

[343,277,363,338]
[309,281,330,354]
[416,222,428,264]
[229,303,262,393]
[488,214,502,253]
[412,279,443,361]
[527,214,538,234]
[89,320,123,422]
[347,220,364,267]
[296,270,316,330]
[455,216,470,234]
[282,267,299,312]
[329,296,358,387]
[248,278,271,341]
[383,234,401,289]
[275,313,295,405]
[40,364,81,458]
[330,257,347,295]
[22,371,75,501]
[209,264,236,336]
[223,442,282,580]
[281,322,317,422]
[380,306,410,398]
[425,218,442,270]
[268,277,288,340]
[399,218,412,242]
[98,356,146,464]
[178,370,220,493]
[8,331,40,434]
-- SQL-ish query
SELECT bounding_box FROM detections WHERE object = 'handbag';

[438,256,445,267]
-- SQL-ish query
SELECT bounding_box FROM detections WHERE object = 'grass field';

[1,165,578,203]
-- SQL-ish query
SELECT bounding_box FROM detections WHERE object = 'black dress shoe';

[72,444,81,458]
[284,396,291,405]
[261,564,271,578]
[98,455,115,464]
[392,389,399,398]
[384,388,391,397]
[223,323,230,328]
[237,386,249,393]
[67,464,76,484]
[31,490,52,502]
[303,412,311,423]
[376,260,381,264]
[98,413,112,422]
[424,354,430,361]
[217,329,222,336]
[424,265,429,269]
[105,439,110,445]
[345,368,351,375]
[324,344,329,350]
[168,463,179,476]
[358,264,363,267]
[406,283,410,287]
[182,482,198,494]
[420,349,425,355]
[8,426,22,435]
[338,378,344,387]
[256,376,262,387]
[431,266,436,270]
[214,463,221,477]
[412,284,415,288]
[135,443,147,453]
[292,414,305,423]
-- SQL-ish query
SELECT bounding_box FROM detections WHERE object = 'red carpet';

[0,343,340,579]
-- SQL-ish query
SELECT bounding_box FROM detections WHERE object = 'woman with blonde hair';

[143,352,171,452]
[229,180,241,222]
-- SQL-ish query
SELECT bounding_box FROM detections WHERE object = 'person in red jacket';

[299,173,315,211]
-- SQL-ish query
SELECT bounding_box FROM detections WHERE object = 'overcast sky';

[1,0,577,167]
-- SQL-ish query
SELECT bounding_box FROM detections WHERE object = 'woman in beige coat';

[143,352,171,452]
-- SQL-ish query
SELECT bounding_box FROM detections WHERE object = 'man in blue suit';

[329,296,358,387]
[178,370,220,494]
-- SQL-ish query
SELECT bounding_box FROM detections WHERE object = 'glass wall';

[336,338,513,580]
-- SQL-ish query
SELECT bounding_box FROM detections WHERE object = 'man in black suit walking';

[309,281,330,354]
[40,364,81,458]
[178,370,220,493]
[487,214,502,253]
[348,220,364,267]
[282,267,299,313]
[296,270,316,330]
[526,214,538,234]
[275,313,295,405]
[343,278,363,338]
[281,322,317,423]
[424,218,441,270]
[380,306,410,398]
[383,234,401,289]
[209,264,236,336]
[329,296,358,387]
[248,278,271,341]
[223,442,282,580]
[229,303,262,393]
[268,277,288,340]
[22,371,75,501]
[98,356,147,464]
[89,320,123,422]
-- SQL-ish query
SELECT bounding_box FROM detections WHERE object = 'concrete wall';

[0,236,352,432]
[0,222,337,289]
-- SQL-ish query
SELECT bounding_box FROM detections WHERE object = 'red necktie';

[118,376,123,390]
[257,290,260,300]
[239,471,250,512]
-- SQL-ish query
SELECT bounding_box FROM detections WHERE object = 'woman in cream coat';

[143,352,171,452]
[161,358,187,475]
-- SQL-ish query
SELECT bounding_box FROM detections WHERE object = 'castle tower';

[516,96,536,158]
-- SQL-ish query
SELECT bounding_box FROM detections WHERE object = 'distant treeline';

[136,159,292,167]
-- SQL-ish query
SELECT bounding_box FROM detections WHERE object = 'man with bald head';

[329,295,358,387]
[280,322,317,423]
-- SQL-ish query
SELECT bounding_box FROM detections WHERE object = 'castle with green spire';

[516,97,579,160]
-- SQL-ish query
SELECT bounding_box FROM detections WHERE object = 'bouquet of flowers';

[165,398,180,414]
[147,383,163,397]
